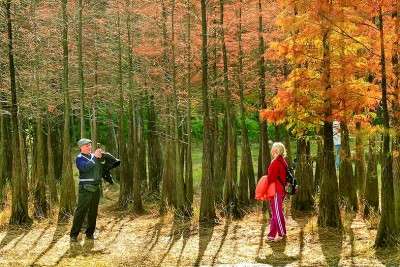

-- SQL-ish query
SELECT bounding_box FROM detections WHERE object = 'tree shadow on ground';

[291,210,313,266]
[30,222,69,266]
[194,221,215,267]
[0,226,32,251]
[318,226,343,267]
[256,212,269,255]
[157,216,191,266]
[211,218,231,265]
[145,215,165,252]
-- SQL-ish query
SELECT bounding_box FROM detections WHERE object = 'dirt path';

[0,193,398,267]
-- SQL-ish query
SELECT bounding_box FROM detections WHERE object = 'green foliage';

[191,117,204,141]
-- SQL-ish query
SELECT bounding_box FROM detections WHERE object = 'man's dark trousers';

[70,184,100,238]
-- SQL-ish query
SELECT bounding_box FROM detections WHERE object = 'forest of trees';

[1,0,400,249]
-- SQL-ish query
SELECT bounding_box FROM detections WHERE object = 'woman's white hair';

[271,142,287,158]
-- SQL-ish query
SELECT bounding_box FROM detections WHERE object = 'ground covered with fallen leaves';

[0,187,399,267]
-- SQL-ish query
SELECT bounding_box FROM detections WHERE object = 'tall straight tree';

[126,0,142,213]
[237,0,252,206]
[117,8,132,207]
[390,0,400,233]
[34,118,47,218]
[184,0,193,205]
[318,0,341,228]
[59,0,76,221]
[375,2,397,247]
[338,123,357,210]
[171,0,189,215]
[6,0,31,225]
[220,0,239,218]
[199,0,216,221]
[77,0,85,139]
[257,0,271,184]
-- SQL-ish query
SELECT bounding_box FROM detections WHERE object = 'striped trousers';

[267,192,286,238]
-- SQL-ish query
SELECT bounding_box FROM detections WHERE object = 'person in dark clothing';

[70,138,103,242]
[266,142,288,243]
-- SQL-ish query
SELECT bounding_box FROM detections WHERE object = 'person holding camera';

[70,138,103,242]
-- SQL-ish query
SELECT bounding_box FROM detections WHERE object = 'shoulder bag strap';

[276,160,288,187]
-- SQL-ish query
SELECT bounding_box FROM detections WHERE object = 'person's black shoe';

[86,235,98,240]
[70,236,78,242]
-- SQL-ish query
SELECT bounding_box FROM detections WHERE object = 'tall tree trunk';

[237,0,252,206]
[126,0,142,213]
[354,122,366,203]
[375,5,397,247]
[0,103,7,208]
[314,130,323,193]
[34,118,47,219]
[147,95,163,194]
[7,0,31,225]
[117,6,133,208]
[220,0,239,218]
[91,21,99,147]
[47,121,58,203]
[185,0,194,205]
[199,0,216,221]
[391,2,400,233]
[364,136,379,217]
[58,0,76,222]
[77,0,85,139]
[291,136,314,211]
[338,123,357,210]
[171,0,188,215]
[318,5,341,227]
[257,0,270,181]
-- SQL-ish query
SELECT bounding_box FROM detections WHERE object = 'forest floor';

[0,185,399,267]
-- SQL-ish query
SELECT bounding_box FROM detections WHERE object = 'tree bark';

[364,136,379,217]
[7,0,32,225]
[291,136,314,211]
[375,5,397,247]
[338,123,357,211]
[199,0,216,221]
[58,0,76,222]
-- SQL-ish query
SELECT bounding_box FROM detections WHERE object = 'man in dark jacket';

[70,138,103,242]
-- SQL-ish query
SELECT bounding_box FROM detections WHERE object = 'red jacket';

[267,156,288,194]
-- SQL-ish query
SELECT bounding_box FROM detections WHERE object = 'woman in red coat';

[266,142,288,242]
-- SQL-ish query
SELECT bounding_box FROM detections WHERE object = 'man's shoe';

[70,236,78,242]
[86,235,97,240]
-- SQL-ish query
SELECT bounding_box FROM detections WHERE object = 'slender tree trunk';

[354,122,366,203]
[391,2,400,232]
[117,11,131,207]
[364,136,379,217]
[199,0,216,221]
[185,0,193,205]
[314,131,323,194]
[219,0,239,218]
[47,121,58,203]
[58,0,76,221]
[237,0,252,206]
[171,0,188,215]
[77,0,85,139]
[7,0,31,225]
[257,0,270,181]
[318,6,341,227]
[375,5,397,247]
[0,103,7,208]
[338,123,357,210]
[147,95,163,194]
